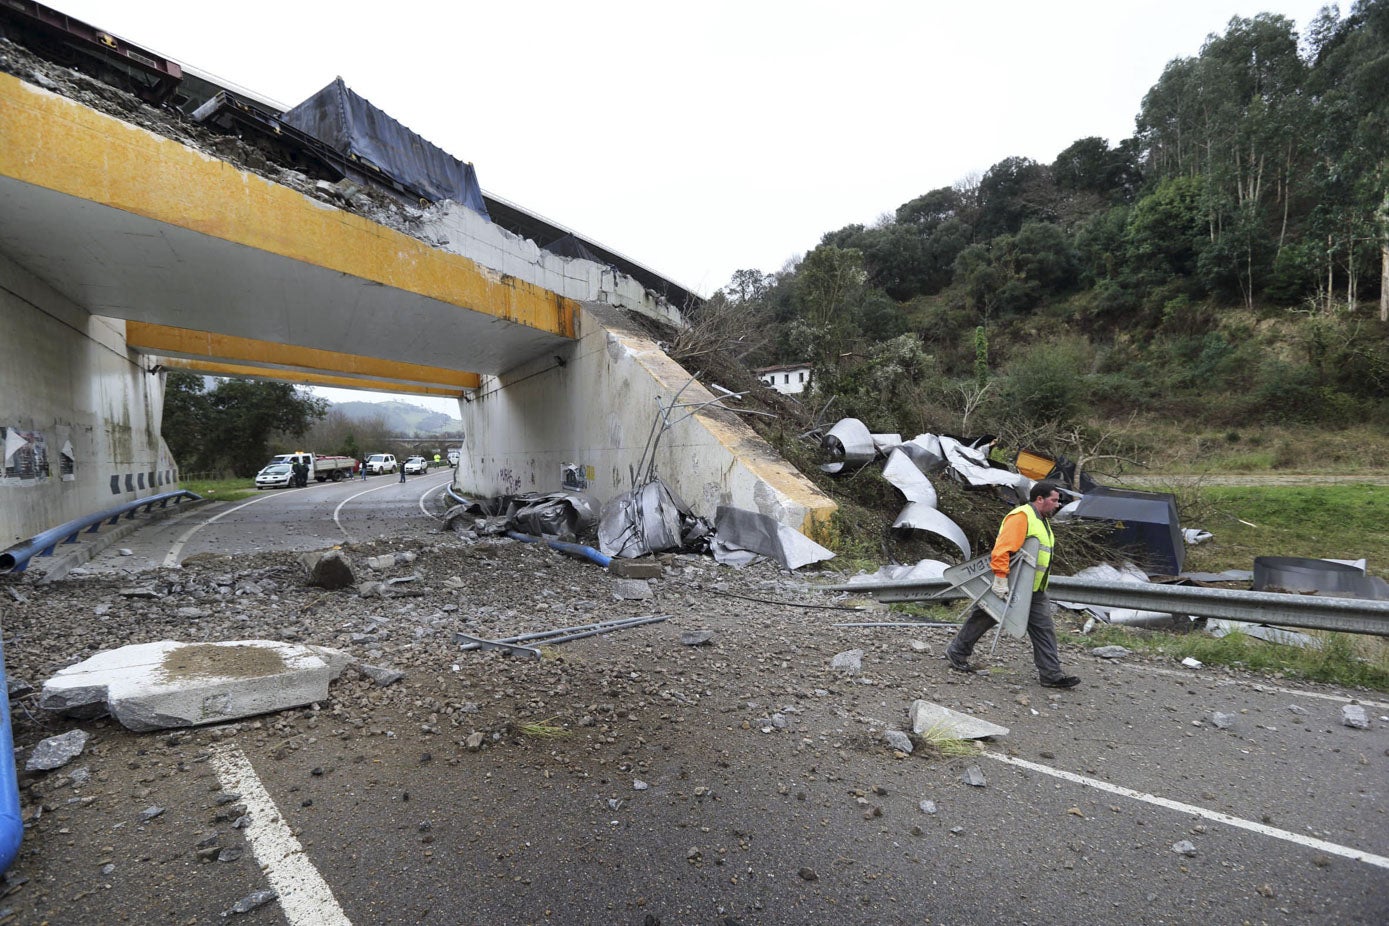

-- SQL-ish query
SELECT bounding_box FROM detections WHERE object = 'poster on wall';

[1,426,50,484]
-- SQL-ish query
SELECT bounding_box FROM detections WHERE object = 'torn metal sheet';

[821,418,876,474]
[712,506,835,571]
[892,504,971,560]
[938,435,1032,502]
[512,492,599,541]
[1253,556,1389,600]
[1055,562,1184,627]
[871,433,903,454]
[895,434,946,474]
[1183,528,1213,545]
[598,481,684,559]
[845,559,951,585]
[881,448,970,559]
[882,449,937,506]
[1206,618,1322,649]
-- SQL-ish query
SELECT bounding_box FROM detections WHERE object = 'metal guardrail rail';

[823,575,1389,638]
[0,489,201,574]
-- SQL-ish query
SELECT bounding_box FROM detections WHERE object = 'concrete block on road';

[301,550,355,589]
[910,700,1010,740]
[40,640,353,731]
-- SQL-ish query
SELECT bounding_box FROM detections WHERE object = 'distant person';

[399,462,407,483]
[360,459,368,480]
[293,461,309,488]
[945,480,1080,689]
[433,452,441,465]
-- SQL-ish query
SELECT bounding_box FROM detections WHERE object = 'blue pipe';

[505,530,612,568]
[0,629,21,873]
[0,489,201,574]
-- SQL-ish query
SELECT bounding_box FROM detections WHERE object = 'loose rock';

[25,729,89,772]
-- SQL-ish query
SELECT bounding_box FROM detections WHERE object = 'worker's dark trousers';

[946,590,1065,682]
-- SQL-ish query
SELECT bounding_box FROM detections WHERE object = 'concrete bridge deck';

[0,57,834,549]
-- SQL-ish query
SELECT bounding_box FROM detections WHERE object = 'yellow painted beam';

[127,321,481,389]
[160,358,470,400]
[0,73,577,338]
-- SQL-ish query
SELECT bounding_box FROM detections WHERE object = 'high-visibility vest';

[1007,503,1054,591]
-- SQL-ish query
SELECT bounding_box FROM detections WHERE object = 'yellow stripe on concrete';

[128,321,480,389]
[161,358,470,400]
[0,73,577,338]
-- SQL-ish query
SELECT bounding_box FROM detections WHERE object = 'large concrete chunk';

[910,700,1010,740]
[40,640,353,732]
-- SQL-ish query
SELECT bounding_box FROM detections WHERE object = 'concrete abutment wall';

[454,303,836,538]
[0,251,171,548]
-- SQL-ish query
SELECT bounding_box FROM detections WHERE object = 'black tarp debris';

[1064,485,1184,576]
[281,78,490,218]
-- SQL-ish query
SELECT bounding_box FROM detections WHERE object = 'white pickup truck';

[268,452,356,482]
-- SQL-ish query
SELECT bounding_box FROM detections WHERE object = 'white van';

[366,453,397,474]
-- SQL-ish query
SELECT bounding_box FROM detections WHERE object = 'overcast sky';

[50,0,1334,412]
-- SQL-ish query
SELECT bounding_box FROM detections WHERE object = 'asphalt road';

[77,468,457,572]
[5,476,1387,926]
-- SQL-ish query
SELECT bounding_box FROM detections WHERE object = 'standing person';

[293,460,308,488]
[945,480,1081,689]
[399,461,407,483]
[361,459,368,480]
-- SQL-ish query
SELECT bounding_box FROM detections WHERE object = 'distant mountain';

[332,400,463,436]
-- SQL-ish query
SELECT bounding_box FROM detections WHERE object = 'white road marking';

[982,750,1389,870]
[1114,662,1389,710]
[416,474,452,520]
[332,482,398,538]
[211,745,352,925]
[161,493,276,567]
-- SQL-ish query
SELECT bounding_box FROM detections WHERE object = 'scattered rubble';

[23,729,88,772]
[1341,704,1370,730]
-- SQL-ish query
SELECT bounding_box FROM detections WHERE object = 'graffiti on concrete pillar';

[1,426,50,484]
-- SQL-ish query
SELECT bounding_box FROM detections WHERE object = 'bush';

[995,336,1092,426]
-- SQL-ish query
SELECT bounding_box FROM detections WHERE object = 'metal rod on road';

[454,615,663,651]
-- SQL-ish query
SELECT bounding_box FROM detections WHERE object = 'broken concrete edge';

[909,700,1010,741]
[31,495,214,584]
[457,304,838,548]
[39,641,354,732]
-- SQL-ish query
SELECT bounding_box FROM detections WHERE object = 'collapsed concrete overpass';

[0,39,835,549]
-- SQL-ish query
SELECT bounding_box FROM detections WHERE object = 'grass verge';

[180,477,258,504]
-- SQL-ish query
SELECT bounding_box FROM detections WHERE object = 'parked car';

[366,453,397,475]
[404,456,429,475]
[447,448,461,466]
[254,462,294,489]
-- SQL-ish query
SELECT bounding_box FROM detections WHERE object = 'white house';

[756,363,812,395]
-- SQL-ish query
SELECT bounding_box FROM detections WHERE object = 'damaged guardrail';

[0,489,201,574]
[825,575,1389,638]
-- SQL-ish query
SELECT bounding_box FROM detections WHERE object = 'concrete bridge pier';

[457,302,834,539]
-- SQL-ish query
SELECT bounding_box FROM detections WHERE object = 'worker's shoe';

[1040,675,1081,689]
[946,651,982,673]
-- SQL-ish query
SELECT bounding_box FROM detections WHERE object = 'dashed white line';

[210,745,352,926]
[982,749,1389,870]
